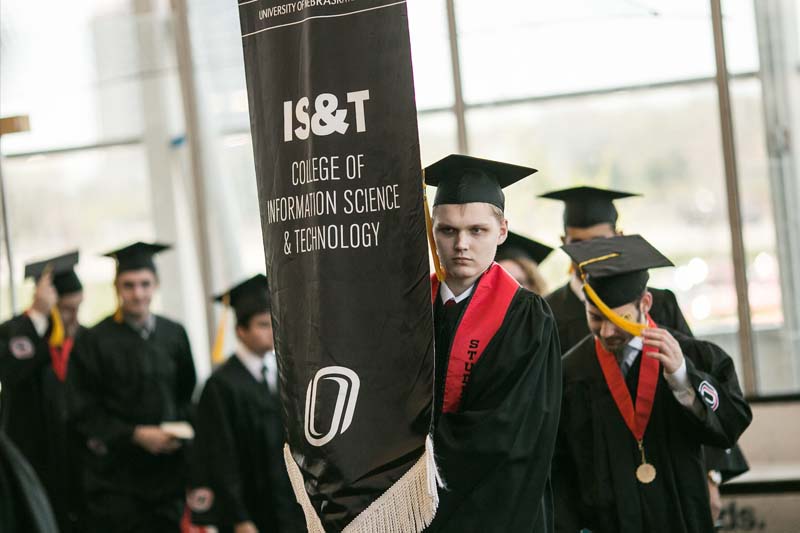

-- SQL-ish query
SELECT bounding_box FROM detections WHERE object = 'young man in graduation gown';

[0,251,87,532]
[552,234,752,533]
[67,242,197,533]
[188,275,302,533]
[541,186,749,514]
[541,186,692,352]
[423,155,562,533]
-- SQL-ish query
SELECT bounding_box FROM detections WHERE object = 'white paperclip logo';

[304,366,360,447]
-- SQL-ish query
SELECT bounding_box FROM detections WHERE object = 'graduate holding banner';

[424,155,562,532]
[237,1,436,531]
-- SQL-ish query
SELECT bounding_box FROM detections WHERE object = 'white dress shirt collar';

[235,342,267,382]
[440,281,475,305]
[235,342,278,392]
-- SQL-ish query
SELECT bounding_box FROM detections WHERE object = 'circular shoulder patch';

[698,380,720,411]
[187,487,214,513]
[9,337,35,360]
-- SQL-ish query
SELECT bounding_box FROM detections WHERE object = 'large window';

[447,0,798,394]
[1,147,155,324]
[2,0,798,392]
[0,0,206,370]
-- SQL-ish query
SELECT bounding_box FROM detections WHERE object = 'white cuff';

[27,309,49,338]
[665,358,705,418]
[664,358,690,391]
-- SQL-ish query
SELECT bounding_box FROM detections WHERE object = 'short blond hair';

[431,203,505,225]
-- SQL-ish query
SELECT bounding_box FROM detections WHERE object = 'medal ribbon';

[595,315,659,442]
[49,336,74,382]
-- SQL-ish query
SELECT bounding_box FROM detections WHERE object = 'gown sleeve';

[0,316,50,388]
[551,373,584,533]
[676,336,752,450]
[65,329,135,450]
[173,325,197,422]
[191,375,250,526]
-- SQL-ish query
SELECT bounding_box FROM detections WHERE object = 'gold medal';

[636,462,656,484]
[636,439,656,484]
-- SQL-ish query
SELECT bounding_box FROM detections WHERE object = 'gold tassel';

[211,293,230,365]
[113,305,124,323]
[422,173,446,282]
[583,283,646,337]
[49,307,65,348]
[577,253,645,337]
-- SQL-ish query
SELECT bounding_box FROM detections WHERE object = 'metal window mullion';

[171,0,217,352]
[710,0,757,394]
[445,0,468,154]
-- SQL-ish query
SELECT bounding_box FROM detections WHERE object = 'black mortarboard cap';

[539,186,639,229]
[24,250,83,296]
[496,231,554,265]
[425,154,537,211]
[103,242,171,275]
[214,274,270,325]
[561,234,673,308]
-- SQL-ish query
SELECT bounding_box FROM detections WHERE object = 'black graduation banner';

[236,1,437,531]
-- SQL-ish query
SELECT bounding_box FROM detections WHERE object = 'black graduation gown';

[545,282,692,355]
[553,330,752,533]
[427,287,562,533]
[0,313,87,532]
[0,431,59,533]
[189,355,303,532]
[545,283,749,480]
[67,314,197,532]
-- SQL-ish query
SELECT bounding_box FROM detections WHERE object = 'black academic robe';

[0,313,87,533]
[427,286,562,533]
[545,282,692,354]
[545,282,749,480]
[0,431,59,533]
[553,330,752,533]
[67,314,196,532]
[189,354,302,533]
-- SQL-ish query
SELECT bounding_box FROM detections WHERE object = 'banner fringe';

[284,436,440,533]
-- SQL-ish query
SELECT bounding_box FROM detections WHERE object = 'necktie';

[261,364,271,393]
[444,298,456,308]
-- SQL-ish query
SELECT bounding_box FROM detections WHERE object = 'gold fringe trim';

[284,435,440,533]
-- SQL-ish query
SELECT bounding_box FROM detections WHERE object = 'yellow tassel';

[49,307,65,348]
[113,305,124,323]
[211,293,230,365]
[583,283,646,337]
[576,252,645,337]
[422,173,446,282]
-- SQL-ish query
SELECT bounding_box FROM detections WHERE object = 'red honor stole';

[430,263,519,413]
[595,315,660,483]
[50,337,74,382]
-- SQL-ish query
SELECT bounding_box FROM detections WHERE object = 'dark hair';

[236,309,271,330]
